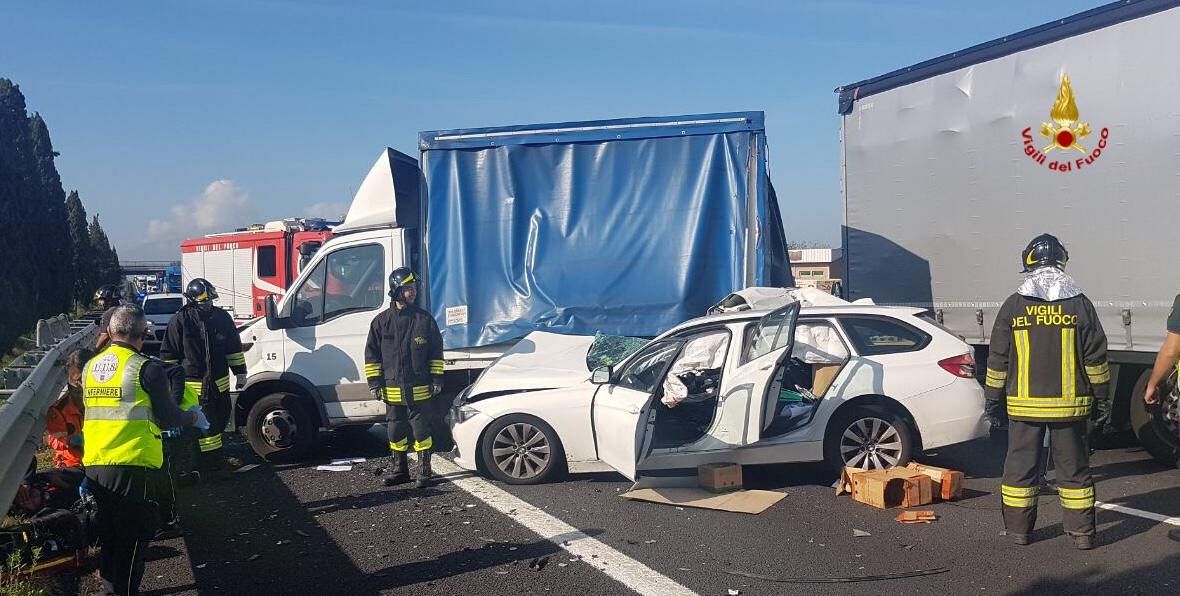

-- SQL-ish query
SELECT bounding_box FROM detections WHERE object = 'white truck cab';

[233,149,500,461]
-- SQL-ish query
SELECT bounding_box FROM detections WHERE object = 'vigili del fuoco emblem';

[1021,73,1109,172]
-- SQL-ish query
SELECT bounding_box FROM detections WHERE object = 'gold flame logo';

[1040,74,1091,153]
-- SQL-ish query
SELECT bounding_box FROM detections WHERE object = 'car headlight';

[453,404,482,424]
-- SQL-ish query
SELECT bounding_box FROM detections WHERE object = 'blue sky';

[4,0,1103,259]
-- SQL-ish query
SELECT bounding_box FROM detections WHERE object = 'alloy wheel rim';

[840,416,903,469]
[492,423,551,479]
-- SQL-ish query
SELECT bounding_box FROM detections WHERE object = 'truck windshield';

[144,297,183,315]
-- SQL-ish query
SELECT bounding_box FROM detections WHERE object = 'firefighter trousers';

[187,379,230,461]
[1001,420,1096,537]
[387,390,433,453]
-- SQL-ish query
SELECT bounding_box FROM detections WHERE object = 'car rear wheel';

[824,405,915,472]
[480,414,566,485]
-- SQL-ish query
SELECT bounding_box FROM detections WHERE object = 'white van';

[233,150,500,461]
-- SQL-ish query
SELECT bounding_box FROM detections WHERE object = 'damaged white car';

[450,291,988,486]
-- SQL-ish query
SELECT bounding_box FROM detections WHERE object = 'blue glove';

[188,406,211,432]
[69,433,83,449]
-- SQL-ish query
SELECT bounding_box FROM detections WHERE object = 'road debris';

[235,464,260,474]
[294,530,310,537]
[529,556,550,571]
[853,529,871,537]
[895,511,938,524]
[331,457,366,465]
[247,554,261,562]
[728,590,741,596]
[722,567,950,584]
[315,464,352,472]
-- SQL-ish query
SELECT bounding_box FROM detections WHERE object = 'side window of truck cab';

[290,244,385,326]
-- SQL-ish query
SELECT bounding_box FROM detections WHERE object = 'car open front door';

[715,302,801,445]
[592,341,684,481]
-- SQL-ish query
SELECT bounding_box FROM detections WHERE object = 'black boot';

[383,452,411,487]
[414,451,434,489]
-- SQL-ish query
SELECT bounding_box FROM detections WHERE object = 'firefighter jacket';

[364,303,444,404]
[160,303,246,395]
[985,293,1110,422]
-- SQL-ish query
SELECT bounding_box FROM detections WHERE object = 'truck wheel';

[1129,369,1179,466]
[246,393,317,462]
[480,414,566,485]
[824,405,914,473]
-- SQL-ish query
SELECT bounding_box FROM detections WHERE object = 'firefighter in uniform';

[1143,293,1180,541]
[365,267,445,489]
[82,304,208,595]
[161,278,247,474]
[985,234,1110,550]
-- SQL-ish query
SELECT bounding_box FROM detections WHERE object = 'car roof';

[664,304,928,335]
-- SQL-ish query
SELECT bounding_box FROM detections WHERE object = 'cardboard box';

[905,463,964,501]
[698,463,742,493]
[837,467,934,509]
[895,510,938,524]
[811,363,843,396]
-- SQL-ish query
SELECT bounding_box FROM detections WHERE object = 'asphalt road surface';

[104,429,1179,596]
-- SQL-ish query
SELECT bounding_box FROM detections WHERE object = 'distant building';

[790,248,843,292]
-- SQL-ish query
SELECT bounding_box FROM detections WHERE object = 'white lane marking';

[1097,501,1180,527]
[433,458,698,596]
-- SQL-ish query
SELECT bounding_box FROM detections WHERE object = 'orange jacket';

[45,389,84,468]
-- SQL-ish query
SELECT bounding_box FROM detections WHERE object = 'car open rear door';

[713,302,801,445]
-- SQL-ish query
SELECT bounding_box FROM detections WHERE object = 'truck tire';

[246,392,317,462]
[1129,369,1179,467]
[824,405,915,473]
[480,414,566,485]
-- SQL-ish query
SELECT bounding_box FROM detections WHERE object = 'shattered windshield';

[585,332,651,371]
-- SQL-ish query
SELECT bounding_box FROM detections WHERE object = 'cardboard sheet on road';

[620,488,787,514]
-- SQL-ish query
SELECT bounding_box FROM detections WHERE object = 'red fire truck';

[180,219,333,320]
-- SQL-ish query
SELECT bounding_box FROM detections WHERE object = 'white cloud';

[146,179,251,243]
[299,201,348,221]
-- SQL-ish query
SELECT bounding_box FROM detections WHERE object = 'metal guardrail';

[0,316,96,517]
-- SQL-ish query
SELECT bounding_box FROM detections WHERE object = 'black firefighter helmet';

[1021,233,1069,272]
[94,284,121,302]
[388,267,418,302]
[184,278,219,303]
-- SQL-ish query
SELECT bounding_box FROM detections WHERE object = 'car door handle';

[627,406,640,414]
[759,364,774,371]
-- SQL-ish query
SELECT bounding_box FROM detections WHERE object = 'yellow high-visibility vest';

[82,345,163,469]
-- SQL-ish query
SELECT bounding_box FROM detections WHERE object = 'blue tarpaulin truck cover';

[418,111,791,349]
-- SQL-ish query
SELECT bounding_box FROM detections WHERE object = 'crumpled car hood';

[466,331,597,399]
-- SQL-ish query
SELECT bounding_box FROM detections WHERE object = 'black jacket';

[160,303,245,387]
[985,293,1110,422]
[364,303,444,391]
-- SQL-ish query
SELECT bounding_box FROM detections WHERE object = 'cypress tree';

[66,190,93,306]
[29,113,73,315]
[89,216,120,291]
[0,78,38,353]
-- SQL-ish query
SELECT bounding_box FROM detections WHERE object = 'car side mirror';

[264,295,288,331]
[591,365,613,385]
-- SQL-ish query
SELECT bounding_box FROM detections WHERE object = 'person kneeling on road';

[364,267,445,489]
[83,304,209,596]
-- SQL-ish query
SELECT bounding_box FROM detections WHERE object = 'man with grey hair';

[83,304,209,596]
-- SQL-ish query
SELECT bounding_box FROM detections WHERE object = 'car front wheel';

[480,414,566,485]
[824,405,915,472]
